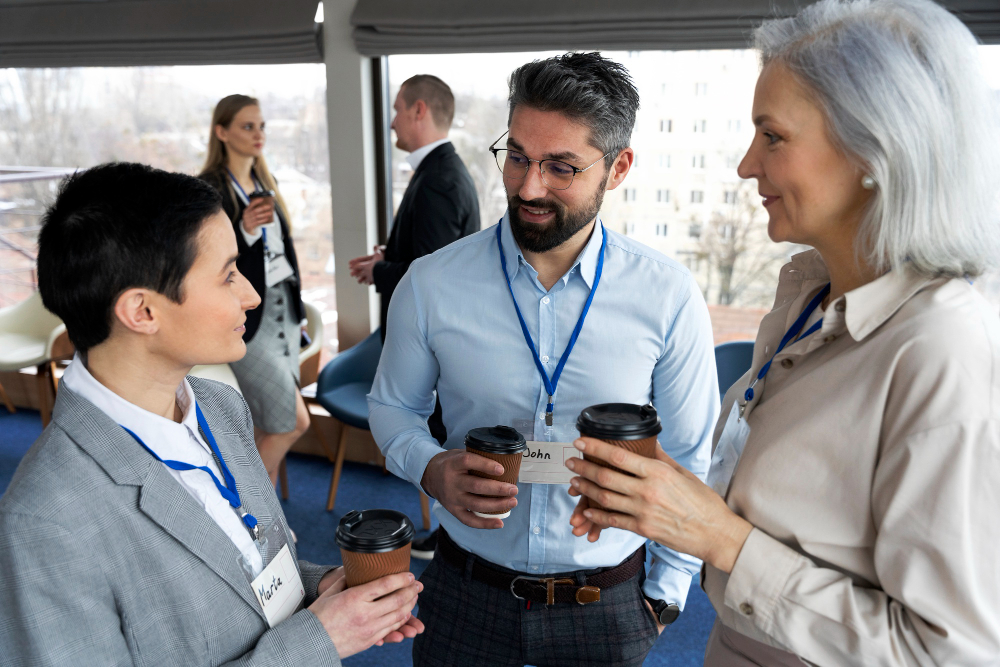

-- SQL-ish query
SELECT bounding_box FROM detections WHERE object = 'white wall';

[323,0,381,350]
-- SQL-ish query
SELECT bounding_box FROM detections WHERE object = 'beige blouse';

[702,250,1000,666]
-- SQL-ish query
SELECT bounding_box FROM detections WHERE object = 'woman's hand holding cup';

[242,196,275,233]
[566,437,754,574]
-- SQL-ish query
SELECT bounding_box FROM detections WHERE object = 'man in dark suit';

[350,75,479,476]
[350,75,479,334]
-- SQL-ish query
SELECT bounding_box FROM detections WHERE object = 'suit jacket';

[373,142,479,338]
[200,168,305,343]
[0,378,339,666]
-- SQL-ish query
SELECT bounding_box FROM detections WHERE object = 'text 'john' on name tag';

[518,441,583,485]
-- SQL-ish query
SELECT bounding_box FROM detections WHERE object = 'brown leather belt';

[436,529,644,606]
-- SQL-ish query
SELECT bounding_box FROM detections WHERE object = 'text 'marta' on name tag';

[252,543,305,627]
[518,441,583,484]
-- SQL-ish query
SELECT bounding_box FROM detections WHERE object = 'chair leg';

[419,492,431,531]
[278,458,289,501]
[0,381,15,414]
[326,424,349,512]
[36,363,54,428]
[49,361,59,396]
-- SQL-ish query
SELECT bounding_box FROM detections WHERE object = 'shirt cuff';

[642,551,694,610]
[395,435,447,495]
[240,219,263,246]
[723,528,806,636]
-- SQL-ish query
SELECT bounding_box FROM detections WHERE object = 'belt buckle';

[510,575,575,605]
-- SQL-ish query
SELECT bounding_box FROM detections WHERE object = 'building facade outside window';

[0,65,339,354]
[385,47,1000,341]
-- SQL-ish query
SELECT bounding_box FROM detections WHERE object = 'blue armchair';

[714,340,755,402]
[315,329,430,528]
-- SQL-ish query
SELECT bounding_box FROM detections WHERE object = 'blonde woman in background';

[565,0,1000,664]
[200,95,310,487]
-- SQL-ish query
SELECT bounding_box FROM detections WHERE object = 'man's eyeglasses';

[488,131,611,191]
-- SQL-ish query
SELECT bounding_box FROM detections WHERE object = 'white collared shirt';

[404,138,450,171]
[61,355,265,577]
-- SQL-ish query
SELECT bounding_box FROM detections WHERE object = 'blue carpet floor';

[0,409,714,665]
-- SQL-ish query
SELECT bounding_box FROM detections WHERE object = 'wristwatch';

[644,596,681,625]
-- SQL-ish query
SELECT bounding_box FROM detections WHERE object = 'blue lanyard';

[743,282,831,408]
[496,220,606,427]
[227,169,270,254]
[121,403,260,540]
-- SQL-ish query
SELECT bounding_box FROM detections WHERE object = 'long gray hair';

[755,0,1000,277]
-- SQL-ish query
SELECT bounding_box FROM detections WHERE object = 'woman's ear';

[214,124,228,144]
[113,288,159,336]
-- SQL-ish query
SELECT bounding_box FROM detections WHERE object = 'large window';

[386,47,1000,342]
[0,65,338,353]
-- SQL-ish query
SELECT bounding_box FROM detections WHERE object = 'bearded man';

[367,52,720,667]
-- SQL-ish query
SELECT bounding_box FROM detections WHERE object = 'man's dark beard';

[508,188,605,253]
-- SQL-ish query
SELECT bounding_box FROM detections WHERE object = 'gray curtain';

[350,0,999,55]
[0,0,323,68]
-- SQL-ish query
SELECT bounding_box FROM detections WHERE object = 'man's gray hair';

[508,52,640,170]
[755,0,1000,277]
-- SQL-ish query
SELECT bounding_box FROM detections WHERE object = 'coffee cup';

[335,509,415,587]
[576,403,662,510]
[465,425,527,519]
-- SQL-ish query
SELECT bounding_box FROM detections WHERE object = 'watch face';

[660,603,681,625]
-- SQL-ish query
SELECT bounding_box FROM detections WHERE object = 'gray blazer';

[0,377,341,666]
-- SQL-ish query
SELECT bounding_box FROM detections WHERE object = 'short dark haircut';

[508,52,640,169]
[400,74,455,130]
[37,162,223,353]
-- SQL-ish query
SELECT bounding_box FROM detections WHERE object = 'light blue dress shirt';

[368,212,720,606]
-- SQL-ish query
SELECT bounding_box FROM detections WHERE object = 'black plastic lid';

[576,403,662,441]
[335,509,415,553]
[465,425,527,455]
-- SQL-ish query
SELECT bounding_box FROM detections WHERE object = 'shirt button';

[739,602,754,616]
[541,296,550,304]
[835,301,846,312]
[823,335,837,343]
[541,355,549,363]
[532,526,541,535]
[780,358,793,369]
[278,332,285,339]
[531,566,539,572]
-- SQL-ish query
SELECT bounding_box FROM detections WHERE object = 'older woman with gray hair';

[565,0,1000,664]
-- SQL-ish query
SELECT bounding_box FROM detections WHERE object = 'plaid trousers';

[412,538,659,667]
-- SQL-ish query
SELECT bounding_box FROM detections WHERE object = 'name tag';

[251,543,305,627]
[518,441,582,485]
[266,255,295,287]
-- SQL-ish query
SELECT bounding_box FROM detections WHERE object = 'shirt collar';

[60,353,209,459]
[843,266,941,341]
[405,138,450,171]
[780,249,939,342]
[498,211,605,289]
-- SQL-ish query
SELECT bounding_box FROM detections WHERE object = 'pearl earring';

[861,175,876,190]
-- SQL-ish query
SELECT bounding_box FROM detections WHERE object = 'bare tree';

[696,182,787,307]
